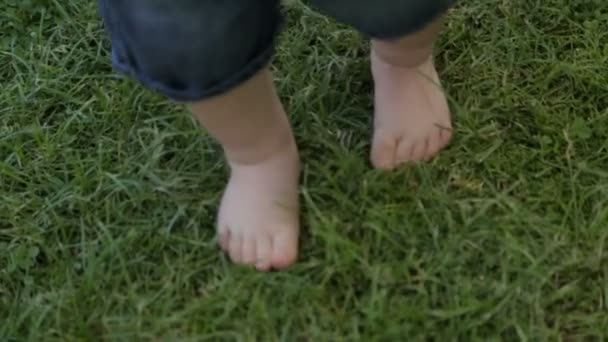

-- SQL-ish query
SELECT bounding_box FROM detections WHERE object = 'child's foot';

[370,51,453,170]
[217,140,300,271]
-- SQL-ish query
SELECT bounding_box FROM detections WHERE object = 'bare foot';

[370,51,453,170]
[217,139,300,271]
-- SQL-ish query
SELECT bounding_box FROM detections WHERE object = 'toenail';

[434,123,452,132]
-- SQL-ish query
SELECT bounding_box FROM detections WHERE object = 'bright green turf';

[2,0,608,340]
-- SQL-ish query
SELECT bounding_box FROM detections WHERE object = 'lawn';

[1,0,608,340]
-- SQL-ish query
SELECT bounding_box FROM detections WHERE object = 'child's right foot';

[217,139,300,271]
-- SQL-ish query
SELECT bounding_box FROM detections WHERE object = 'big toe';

[371,132,397,170]
[271,230,299,270]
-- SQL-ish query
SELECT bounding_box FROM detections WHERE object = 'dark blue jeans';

[99,0,456,102]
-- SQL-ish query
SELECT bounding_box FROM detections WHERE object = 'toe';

[424,129,444,160]
[255,236,273,272]
[228,233,243,264]
[271,230,298,270]
[395,139,415,165]
[371,132,397,170]
[241,234,257,266]
[409,139,429,161]
[439,125,453,145]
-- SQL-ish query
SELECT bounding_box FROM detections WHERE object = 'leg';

[370,17,452,169]
[310,0,455,169]
[99,0,299,271]
[190,68,300,271]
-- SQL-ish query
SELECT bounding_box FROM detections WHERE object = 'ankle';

[224,127,298,167]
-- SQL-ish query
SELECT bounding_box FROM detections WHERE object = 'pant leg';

[310,0,456,39]
[98,0,282,102]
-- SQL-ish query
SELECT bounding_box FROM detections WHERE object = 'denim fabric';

[310,0,456,39]
[99,0,455,102]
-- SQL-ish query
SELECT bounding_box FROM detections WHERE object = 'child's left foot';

[370,51,453,170]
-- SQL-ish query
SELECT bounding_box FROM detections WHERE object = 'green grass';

[2,0,608,340]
